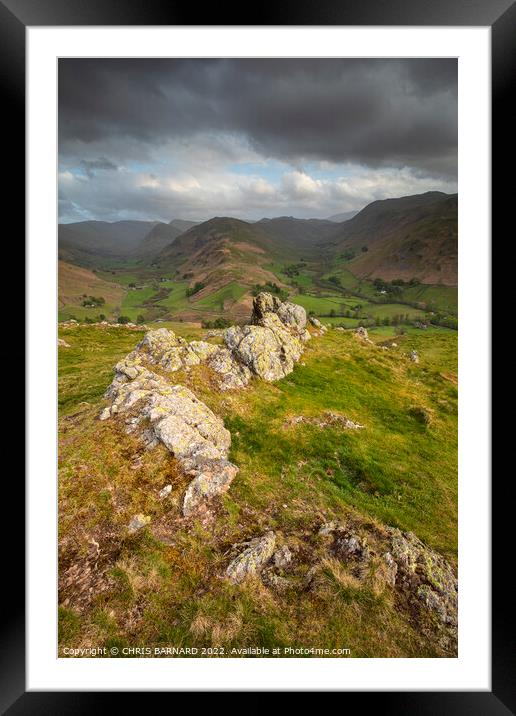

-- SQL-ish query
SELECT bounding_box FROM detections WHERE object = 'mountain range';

[58,191,458,323]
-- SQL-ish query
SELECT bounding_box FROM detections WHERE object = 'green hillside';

[58,321,457,657]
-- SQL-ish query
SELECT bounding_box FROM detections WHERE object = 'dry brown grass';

[58,260,124,308]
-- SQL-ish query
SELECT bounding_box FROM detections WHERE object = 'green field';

[292,294,360,315]
[119,286,160,320]
[156,281,190,312]
[193,282,247,312]
[58,305,118,323]
[401,284,458,313]
[362,302,426,320]
[317,265,458,314]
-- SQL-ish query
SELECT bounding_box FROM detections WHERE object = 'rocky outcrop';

[251,292,310,340]
[387,528,457,627]
[354,326,373,344]
[106,293,310,391]
[207,347,252,390]
[221,519,456,648]
[226,531,276,583]
[182,458,239,517]
[224,320,303,382]
[283,412,364,430]
[252,292,305,330]
[117,327,219,374]
[318,521,457,634]
[99,293,315,515]
[309,316,328,335]
[101,364,238,516]
[222,293,309,383]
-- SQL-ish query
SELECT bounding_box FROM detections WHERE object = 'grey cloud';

[59,58,457,177]
[79,157,118,178]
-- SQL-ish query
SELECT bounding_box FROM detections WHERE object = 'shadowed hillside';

[255,217,340,257]
[324,192,457,285]
[59,220,158,265]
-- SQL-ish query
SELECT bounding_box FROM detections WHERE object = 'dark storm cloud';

[59,58,457,177]
[79,157,118,178]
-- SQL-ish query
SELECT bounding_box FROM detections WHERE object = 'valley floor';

[58,322,457,658]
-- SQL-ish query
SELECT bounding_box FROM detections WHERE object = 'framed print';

[5,0,509,709]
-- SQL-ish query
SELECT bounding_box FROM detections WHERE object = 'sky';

[58,58,457,224]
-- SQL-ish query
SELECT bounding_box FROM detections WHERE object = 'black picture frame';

[6,0,508,710]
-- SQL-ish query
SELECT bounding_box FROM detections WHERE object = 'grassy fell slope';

[58,260,124,313]
[155,218,290,319]
[58,322,457,657]
[133,222,186,259]
[326,192,458,285]
[255,217,339,258]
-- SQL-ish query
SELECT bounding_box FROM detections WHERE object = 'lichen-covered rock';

[332,529,370,564]
[108,293,314,393]
[316,520,457,632]
[226,531,276,583]
[101,368,238,515]
[309,316,328,334]
[410,350,420,363]
[183,458,239,516]
[138,327,181,358]
[224,321,302,382]
[382,552,398,586]
[275,301,307,332]
[99,292,325,514]
[272,544,292,569]
[188,340,219,362]
[121,327,219,374]
[128,514,151,533]
[224,300,306,383]
[136,380,227,459]
[387,528,457,626]
[207,347,252,390]
[250,292,283,323]
[99,407,111,421]
[251,292,307,333]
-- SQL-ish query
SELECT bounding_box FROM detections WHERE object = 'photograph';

[56,57,459,659]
